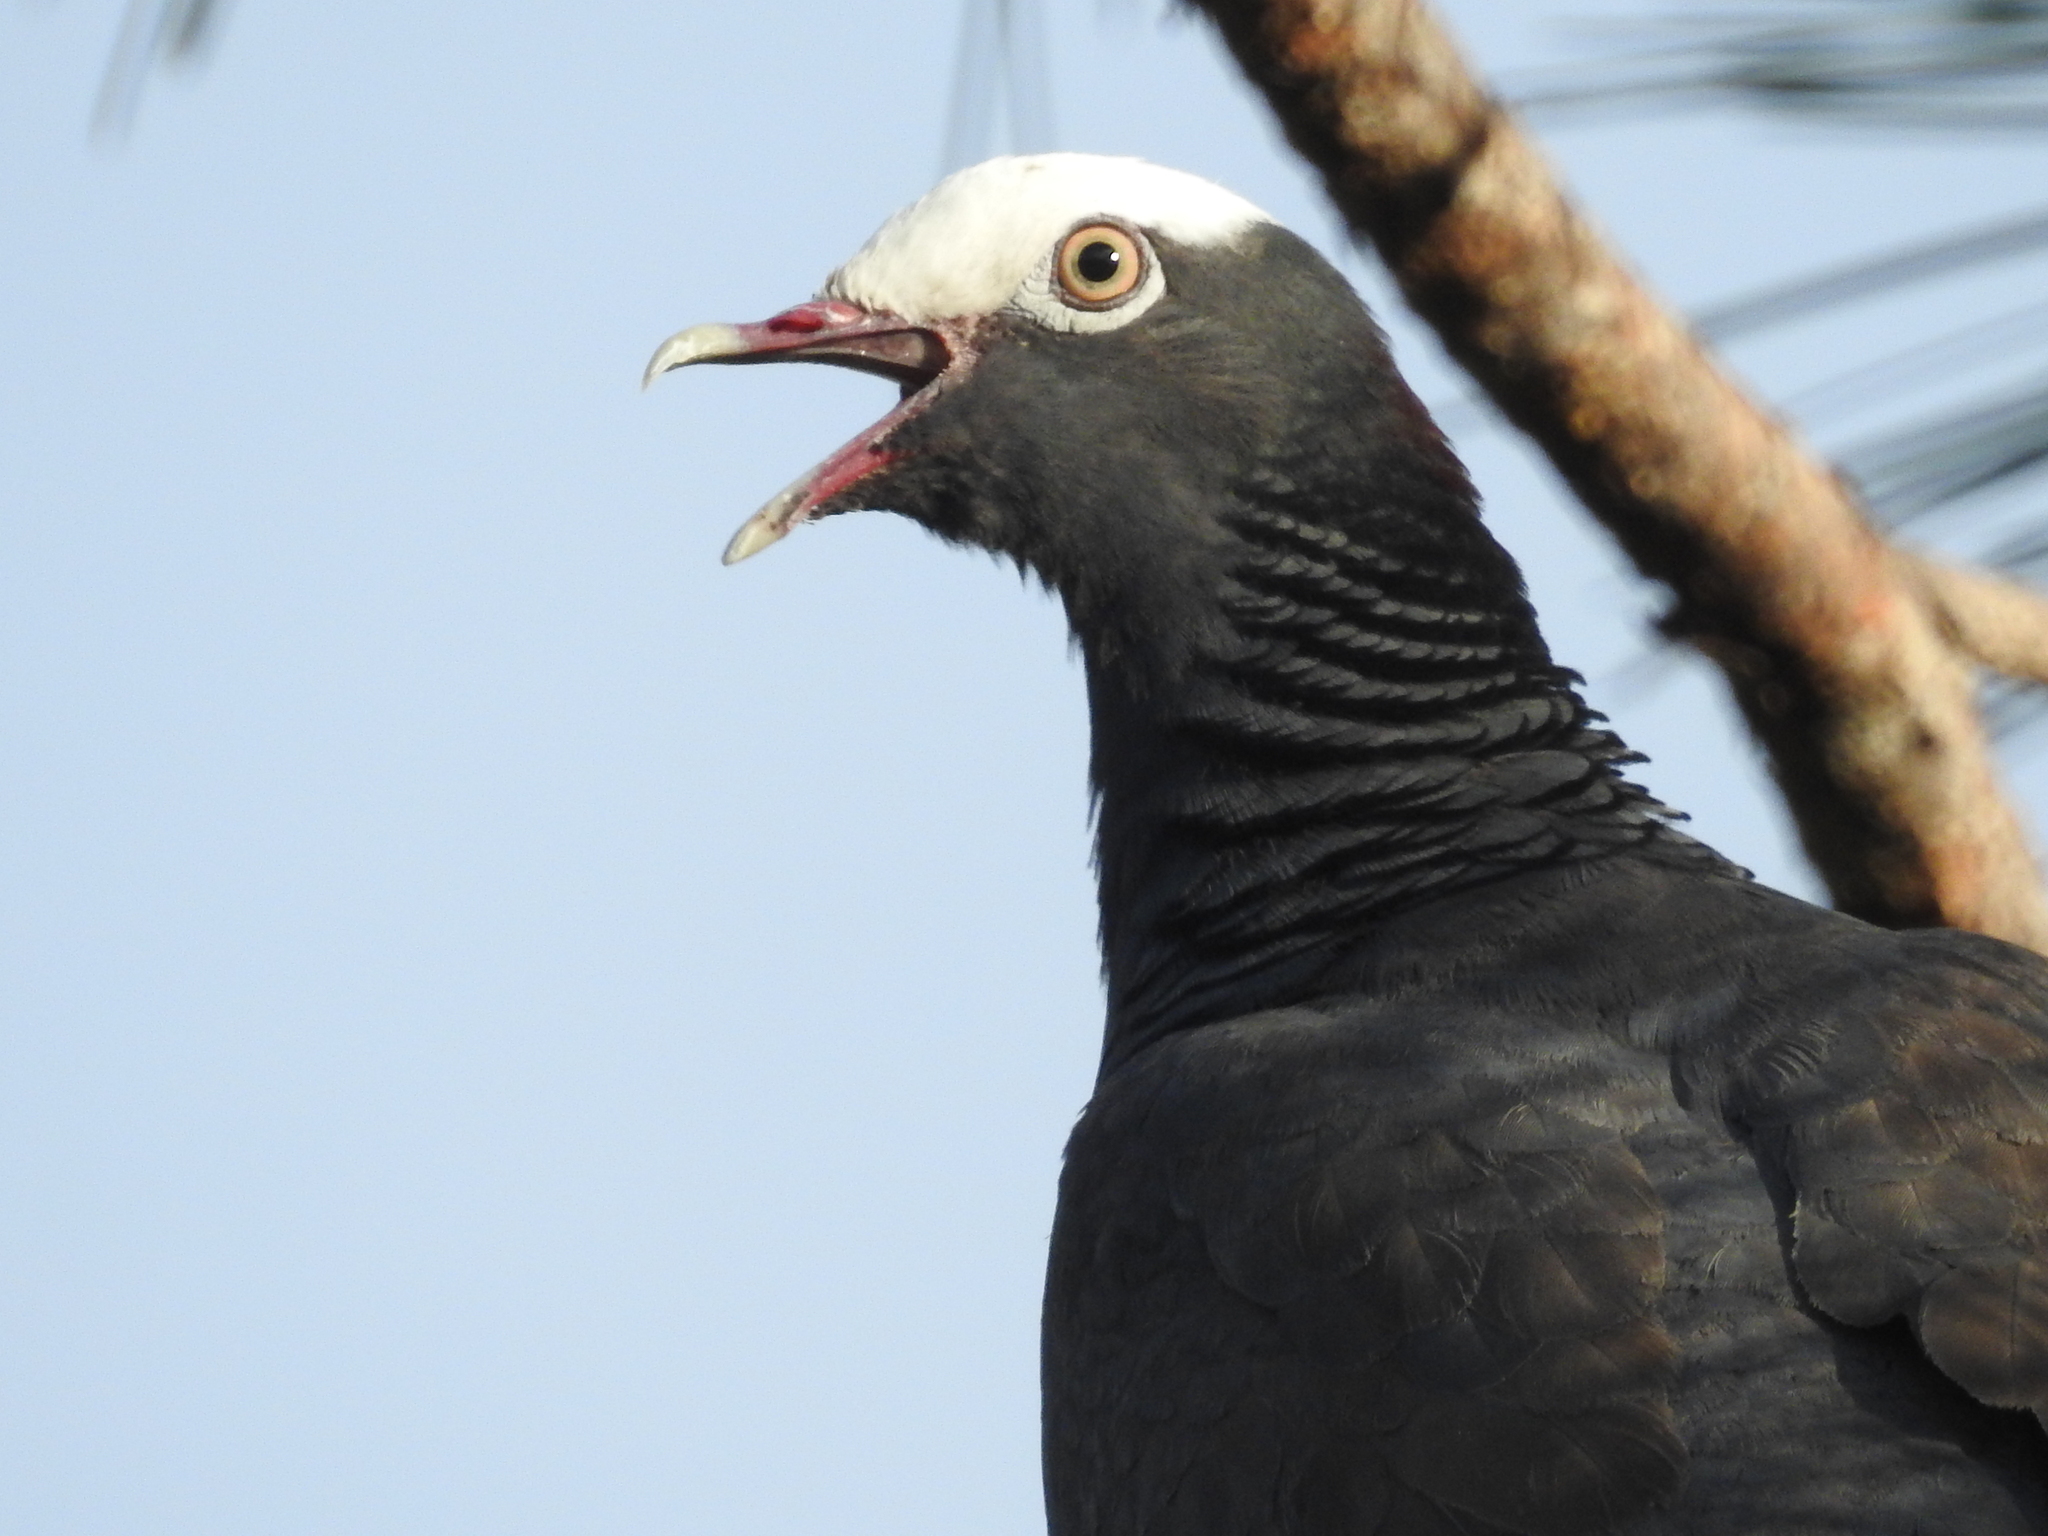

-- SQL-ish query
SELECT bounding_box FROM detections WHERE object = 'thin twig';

[1903,553,2048,688]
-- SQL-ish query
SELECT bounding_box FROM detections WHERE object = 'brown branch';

[1191,0,2048,951]
[1900,554,2048,688]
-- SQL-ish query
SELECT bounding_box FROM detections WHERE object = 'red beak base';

[643,301,963,563]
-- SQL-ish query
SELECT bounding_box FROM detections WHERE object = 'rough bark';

[1190,0,2048,951]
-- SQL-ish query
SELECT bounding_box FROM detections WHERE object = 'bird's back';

[1044,852,2048,1534]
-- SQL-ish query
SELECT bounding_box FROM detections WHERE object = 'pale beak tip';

[642,323,750,390]
[643,331,826,566]
[721,510,789,566]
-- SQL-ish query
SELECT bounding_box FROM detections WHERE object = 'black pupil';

[1075,241,1122,285]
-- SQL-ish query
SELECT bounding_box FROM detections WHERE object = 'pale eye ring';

[1054,223,1146,308]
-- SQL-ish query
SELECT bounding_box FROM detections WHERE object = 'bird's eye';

[1055,224,1145,307]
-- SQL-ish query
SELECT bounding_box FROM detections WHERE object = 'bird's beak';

[643,299,959,564]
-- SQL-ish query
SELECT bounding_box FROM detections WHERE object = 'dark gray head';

[645,154,1517,677]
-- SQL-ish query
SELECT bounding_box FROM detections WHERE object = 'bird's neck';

[1079,496,1716,1072]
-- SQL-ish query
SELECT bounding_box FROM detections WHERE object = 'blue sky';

[5,2,2048,1532]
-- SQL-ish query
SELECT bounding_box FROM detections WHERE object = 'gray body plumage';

[1048,858,2048,1534]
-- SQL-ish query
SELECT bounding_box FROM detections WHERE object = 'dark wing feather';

[1716,928,2048,1428]
[1045,1001,1686,1536]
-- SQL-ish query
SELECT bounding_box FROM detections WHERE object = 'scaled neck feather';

[1078,467,1730,1072]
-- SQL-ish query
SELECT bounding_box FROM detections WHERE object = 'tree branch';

[1191,0,2048,950]
[1901,554,2048,689]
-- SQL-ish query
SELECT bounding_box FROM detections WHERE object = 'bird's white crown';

[822,155,1271,334]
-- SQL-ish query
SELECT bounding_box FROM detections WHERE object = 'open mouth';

[643,300,965,563]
